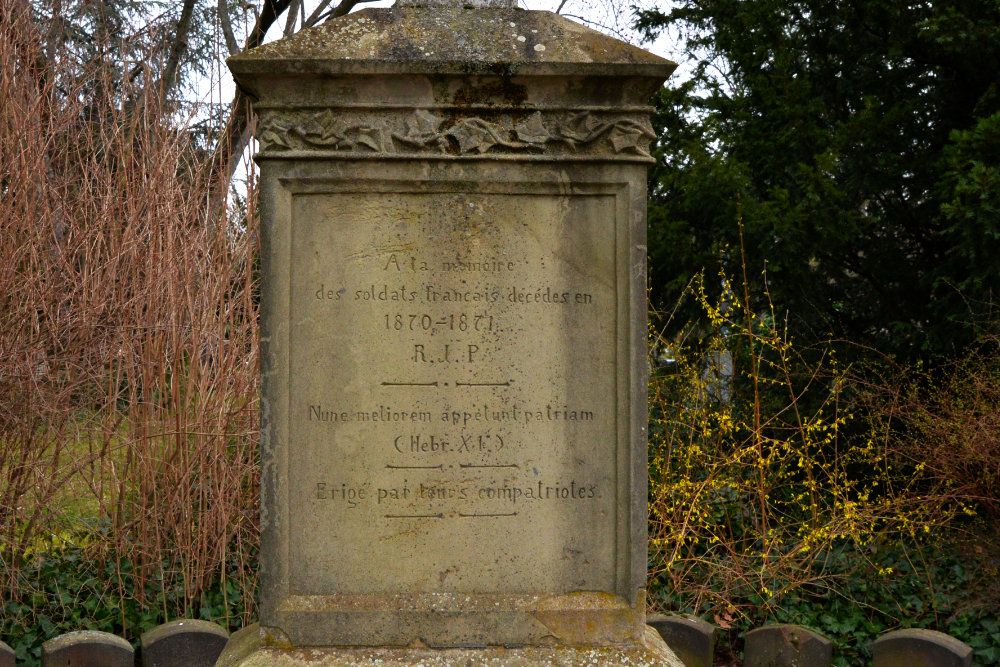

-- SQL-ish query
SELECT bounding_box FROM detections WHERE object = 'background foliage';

[639,0,1000,359]
[639,1,1000,661]
[1,1,259,661]
[647,269,1000,664]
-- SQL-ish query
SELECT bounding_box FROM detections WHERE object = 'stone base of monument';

[216,624,684,667]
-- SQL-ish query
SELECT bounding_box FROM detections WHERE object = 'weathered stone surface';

[397,0,516,9]
[283,187,622,596]
[216,624,263,667]
[647,613,715,667]
[228,6,672,75]
[0,640,14,667]
[246,153,657,650]
[226,0,673,662]
[218,624,684,666]
[141,619,229,667]
[743,624,832,667]
[873,629,973,667]
[41,630,133,667]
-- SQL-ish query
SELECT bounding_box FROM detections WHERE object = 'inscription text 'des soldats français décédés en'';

[287,191,617,595]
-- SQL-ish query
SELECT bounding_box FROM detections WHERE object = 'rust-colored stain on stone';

[528,591,644,647]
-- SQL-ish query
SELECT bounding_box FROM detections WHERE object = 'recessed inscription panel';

[287,191,617,595]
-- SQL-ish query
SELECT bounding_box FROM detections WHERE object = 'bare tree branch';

[209,0,293,200]
[303,0,337,28]
[161,0,198,99]
[283,0,301,36]
[218,0,241,56]
[316,0,382,24]
[245,0,294,51]
[210,0,380,216]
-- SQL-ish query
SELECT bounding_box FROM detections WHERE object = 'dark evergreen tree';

[639,0,1000,358]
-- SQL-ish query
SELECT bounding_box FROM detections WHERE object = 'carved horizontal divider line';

[252,103,657,112]
[255,108,657,160]
[8,618,978,666]
[254,151,657,163]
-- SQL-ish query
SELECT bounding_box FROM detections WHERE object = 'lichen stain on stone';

[231,639,684,666]
[225,606,683,665]
[261,625,295,650]
[229,7,672,69]
[524,591,643,647]
[528,613,640,647]
[531,590,630,611]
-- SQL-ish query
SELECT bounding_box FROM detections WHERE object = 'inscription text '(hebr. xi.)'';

[287,191,617,594]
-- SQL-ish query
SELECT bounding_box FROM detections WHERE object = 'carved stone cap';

[227,7,676,82]
[229,5,675,163]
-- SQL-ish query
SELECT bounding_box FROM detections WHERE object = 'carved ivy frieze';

[256,108,656,158]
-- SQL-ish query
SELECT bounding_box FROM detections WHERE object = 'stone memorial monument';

[223,0,678,663]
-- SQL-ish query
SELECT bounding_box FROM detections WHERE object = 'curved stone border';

[647,613,716,667]
[873,628,973,667]
[140,619,230,667]
[0,640,14,667]
[216,624,262,667]
[9,618,980,666]
[744,624,832,667]
[42,630,133,667]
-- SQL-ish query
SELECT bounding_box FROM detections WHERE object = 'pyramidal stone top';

[396,0,517,7]
[227,5,675,77]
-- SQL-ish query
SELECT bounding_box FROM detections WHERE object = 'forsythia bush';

[645,268,973,661]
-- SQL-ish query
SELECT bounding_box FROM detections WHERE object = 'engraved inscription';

[288,191,617,595]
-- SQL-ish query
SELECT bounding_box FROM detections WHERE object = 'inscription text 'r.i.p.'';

[286,191,617,595]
